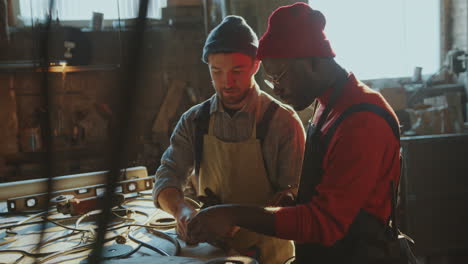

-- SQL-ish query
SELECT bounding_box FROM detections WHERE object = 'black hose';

[128,232,170,256]
[36,243,94,264]
[0,249,51,258]
[146,227,181,256]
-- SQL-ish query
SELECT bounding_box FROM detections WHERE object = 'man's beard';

[218,87,250,108]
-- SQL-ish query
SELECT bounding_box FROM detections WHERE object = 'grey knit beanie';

[202,15,259,63]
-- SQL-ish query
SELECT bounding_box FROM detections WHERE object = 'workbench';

[0,192,249,264]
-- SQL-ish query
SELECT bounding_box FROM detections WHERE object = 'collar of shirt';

[209,82,261,116]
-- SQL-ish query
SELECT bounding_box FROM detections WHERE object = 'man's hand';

[268,188,297,207]
[156,188,198,244]
[187,205,236,243]
[197,187,222,209]
[175,203,197,244]
[188,204,277,242]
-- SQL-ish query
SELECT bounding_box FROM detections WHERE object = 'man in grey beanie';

[153,15,305,264]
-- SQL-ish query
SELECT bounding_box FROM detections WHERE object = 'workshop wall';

[0,75,18,156]
[0,19,211,182]
[0,0,310,182]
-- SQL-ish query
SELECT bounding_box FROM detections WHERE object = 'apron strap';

[208,115,216,135]
[256,101,280,191]
[194,99,211,176]
[256,101,279,144]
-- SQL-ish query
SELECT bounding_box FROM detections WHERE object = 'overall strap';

[325,103,402,231]
[297,76,349,203]
[311,75,350,142]
[314,103,400,189]
[322,102,400,149]
[319,103,402,238]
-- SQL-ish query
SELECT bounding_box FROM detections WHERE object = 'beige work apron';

[198,115,294,264]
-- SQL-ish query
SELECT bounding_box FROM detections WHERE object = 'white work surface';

[0,194,228,264]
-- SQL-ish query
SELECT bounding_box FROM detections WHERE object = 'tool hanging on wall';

[446,49,467,75]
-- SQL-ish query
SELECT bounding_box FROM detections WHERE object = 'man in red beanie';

[188,3,413,264]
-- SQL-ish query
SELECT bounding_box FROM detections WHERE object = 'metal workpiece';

[149,217,177,229]
[204,256,259,264]
[101,244,136,259]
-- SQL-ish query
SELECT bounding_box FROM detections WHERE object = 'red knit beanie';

[257,2,335,59]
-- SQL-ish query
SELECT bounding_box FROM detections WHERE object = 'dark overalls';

[293,79,411,264]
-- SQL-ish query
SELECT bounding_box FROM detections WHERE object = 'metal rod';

[34,0,56,263]
[88,0,150,262]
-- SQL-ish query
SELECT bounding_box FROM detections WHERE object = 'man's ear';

[252,59,261,75]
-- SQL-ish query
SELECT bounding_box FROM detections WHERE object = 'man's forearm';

[156,187,186,216]
[226,204,278,236]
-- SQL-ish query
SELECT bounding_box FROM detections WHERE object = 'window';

[311,0,440,80]
[18,0,167,23]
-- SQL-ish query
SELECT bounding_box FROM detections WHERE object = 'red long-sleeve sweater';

[274,73,400,246]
